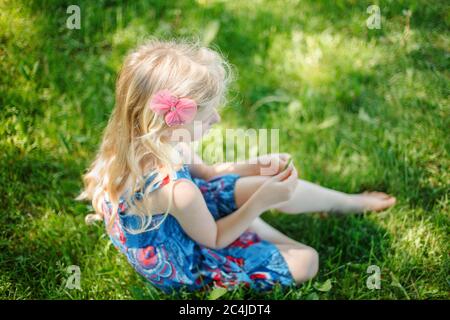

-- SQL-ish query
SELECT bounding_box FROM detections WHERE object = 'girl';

[77,38,396,293]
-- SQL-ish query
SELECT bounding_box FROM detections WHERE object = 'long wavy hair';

[77,37,235,234]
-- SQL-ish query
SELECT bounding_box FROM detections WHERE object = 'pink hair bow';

[149,89,198,127]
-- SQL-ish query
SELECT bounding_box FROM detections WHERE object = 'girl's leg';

[247,217,319,284]
[248,217,302,246]
[235,177,319,284]
[274,243,319,284]
[233,174,395,285]
[274,179,396,214]
[235,176,396,215]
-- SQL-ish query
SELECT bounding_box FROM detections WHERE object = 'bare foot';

[347,191,396,213]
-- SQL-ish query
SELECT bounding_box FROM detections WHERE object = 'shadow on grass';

[261,211,395,298]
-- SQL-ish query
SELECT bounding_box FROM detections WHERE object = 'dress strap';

[108,165,192,216]
[142,164,192,194]
[142,172,171,194]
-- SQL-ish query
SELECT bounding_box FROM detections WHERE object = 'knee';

[291,247,319,284]
[305,247,319,280]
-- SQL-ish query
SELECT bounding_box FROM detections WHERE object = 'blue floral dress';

[102,165,294,293]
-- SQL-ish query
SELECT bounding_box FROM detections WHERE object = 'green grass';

[0,0,449,299]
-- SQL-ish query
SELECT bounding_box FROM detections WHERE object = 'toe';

[374,197,396,211]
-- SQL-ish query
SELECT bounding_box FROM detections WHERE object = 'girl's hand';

[251,163,298,210]
[256,153,291,176]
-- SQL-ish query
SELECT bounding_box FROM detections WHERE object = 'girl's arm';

[170,179,261,249]
[189,154,261,179]
[209,162,260,178]
[169,166,297,249]
[177,142,290,179]
[199,155,291,179]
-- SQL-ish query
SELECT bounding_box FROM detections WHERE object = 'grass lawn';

[0,0,448,299]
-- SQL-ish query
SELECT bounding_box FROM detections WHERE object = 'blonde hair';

[77,37,235,234]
